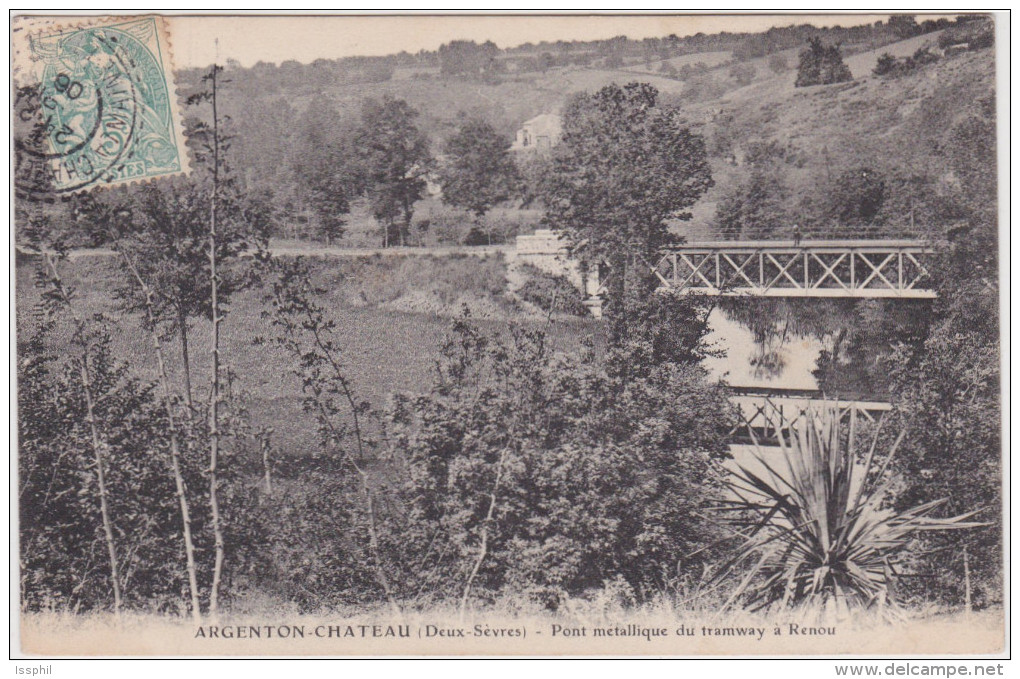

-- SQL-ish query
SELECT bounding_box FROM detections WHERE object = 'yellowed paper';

[12,12,1005,659]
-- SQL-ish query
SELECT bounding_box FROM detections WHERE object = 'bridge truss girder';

[728,393,892,447]
[655,241,935,299]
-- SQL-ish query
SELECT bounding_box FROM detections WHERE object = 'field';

[16,253,603,456]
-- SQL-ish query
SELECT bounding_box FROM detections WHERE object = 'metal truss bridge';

[654,240,935,298]
[728,389,892,447]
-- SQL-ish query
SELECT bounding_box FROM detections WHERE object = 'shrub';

[873,53,899,76]
[729,63,757,87]
[795,38,852,87]
[387,299,732,608]
[874,48,939,78]
[938,19,994,51]
[514,263,588,316]
[767,54,789,74]
[714,407,983,613]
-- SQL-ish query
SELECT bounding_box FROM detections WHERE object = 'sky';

[161,13,943,69]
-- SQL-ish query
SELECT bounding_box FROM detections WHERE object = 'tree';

[888,14,921,39]
[828,167,886,229]
[438,117,520,245]
[80,87,272,415]
[438,40,500,78]
[357,97,433,247]
[795,38,853,87]
[19,254,193,615]
[714,140,793,241]
[291,96,358,246]
[883,102,1000,607]
[540,82,713,334]
[262,259,400,614]
[386,314,732,609]
[715,171,789,240]
[886,298,1000,607]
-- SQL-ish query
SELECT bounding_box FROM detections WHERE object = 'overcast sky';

[163,13,943,69]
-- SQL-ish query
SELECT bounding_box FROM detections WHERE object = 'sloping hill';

[187,24,994,244]
[669,30,994,238]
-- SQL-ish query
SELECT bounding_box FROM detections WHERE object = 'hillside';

[671,30,995,236]
[179,19,996,247]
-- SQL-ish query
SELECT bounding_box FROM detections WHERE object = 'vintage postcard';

[11,12,1006,658]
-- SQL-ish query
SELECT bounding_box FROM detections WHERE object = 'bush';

[767,53,788,74]
[795,38,852,87]
[873,53,899,76]
[939,19,994,51]
[716,407,982,613]
[729,63,756,87]
[874,48,939,78]
[514,263,588,316]
[385,311,732,607]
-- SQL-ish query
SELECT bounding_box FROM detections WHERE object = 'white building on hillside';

[511,113,562,152]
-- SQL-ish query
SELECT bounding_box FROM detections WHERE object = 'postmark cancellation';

[12,15,188,196]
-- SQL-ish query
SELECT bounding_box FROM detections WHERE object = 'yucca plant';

[714,406,983,615]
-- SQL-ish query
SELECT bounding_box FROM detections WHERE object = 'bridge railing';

[728,393,892,446]
[654,240,935,298]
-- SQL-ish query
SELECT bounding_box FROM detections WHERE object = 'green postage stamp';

[13,16,187,194]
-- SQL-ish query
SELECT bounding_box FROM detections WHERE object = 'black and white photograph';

[10,12,1006,659]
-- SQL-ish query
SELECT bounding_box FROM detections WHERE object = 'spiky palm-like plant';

[716,408,982,614]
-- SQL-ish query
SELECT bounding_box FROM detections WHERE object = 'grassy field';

[16,253,603,456]
[19,606,1003,656]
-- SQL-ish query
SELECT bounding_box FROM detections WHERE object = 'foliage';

[885,302,1000,607]
[729,63,757,87]
[887,15,921,39]
[75,77,273,411]
[439,116,520,221]
[873,48,939,78]
[260,258,400,612]
[795,38,852,87]
[716,408,983,613]
[356,96,434,246]
[873,53,899,77]
[938,18,994,51]
[882,103,1001,606]
[386,306,732,608]
[514,263,588,317]
[18,248,272,617]
[540,82,713,334]
[827,167,886,228]
[290,96,361,245]
[767,54,789,74]
[715,171,789,240]
[439,40,501,78]
[18,319,184,613]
